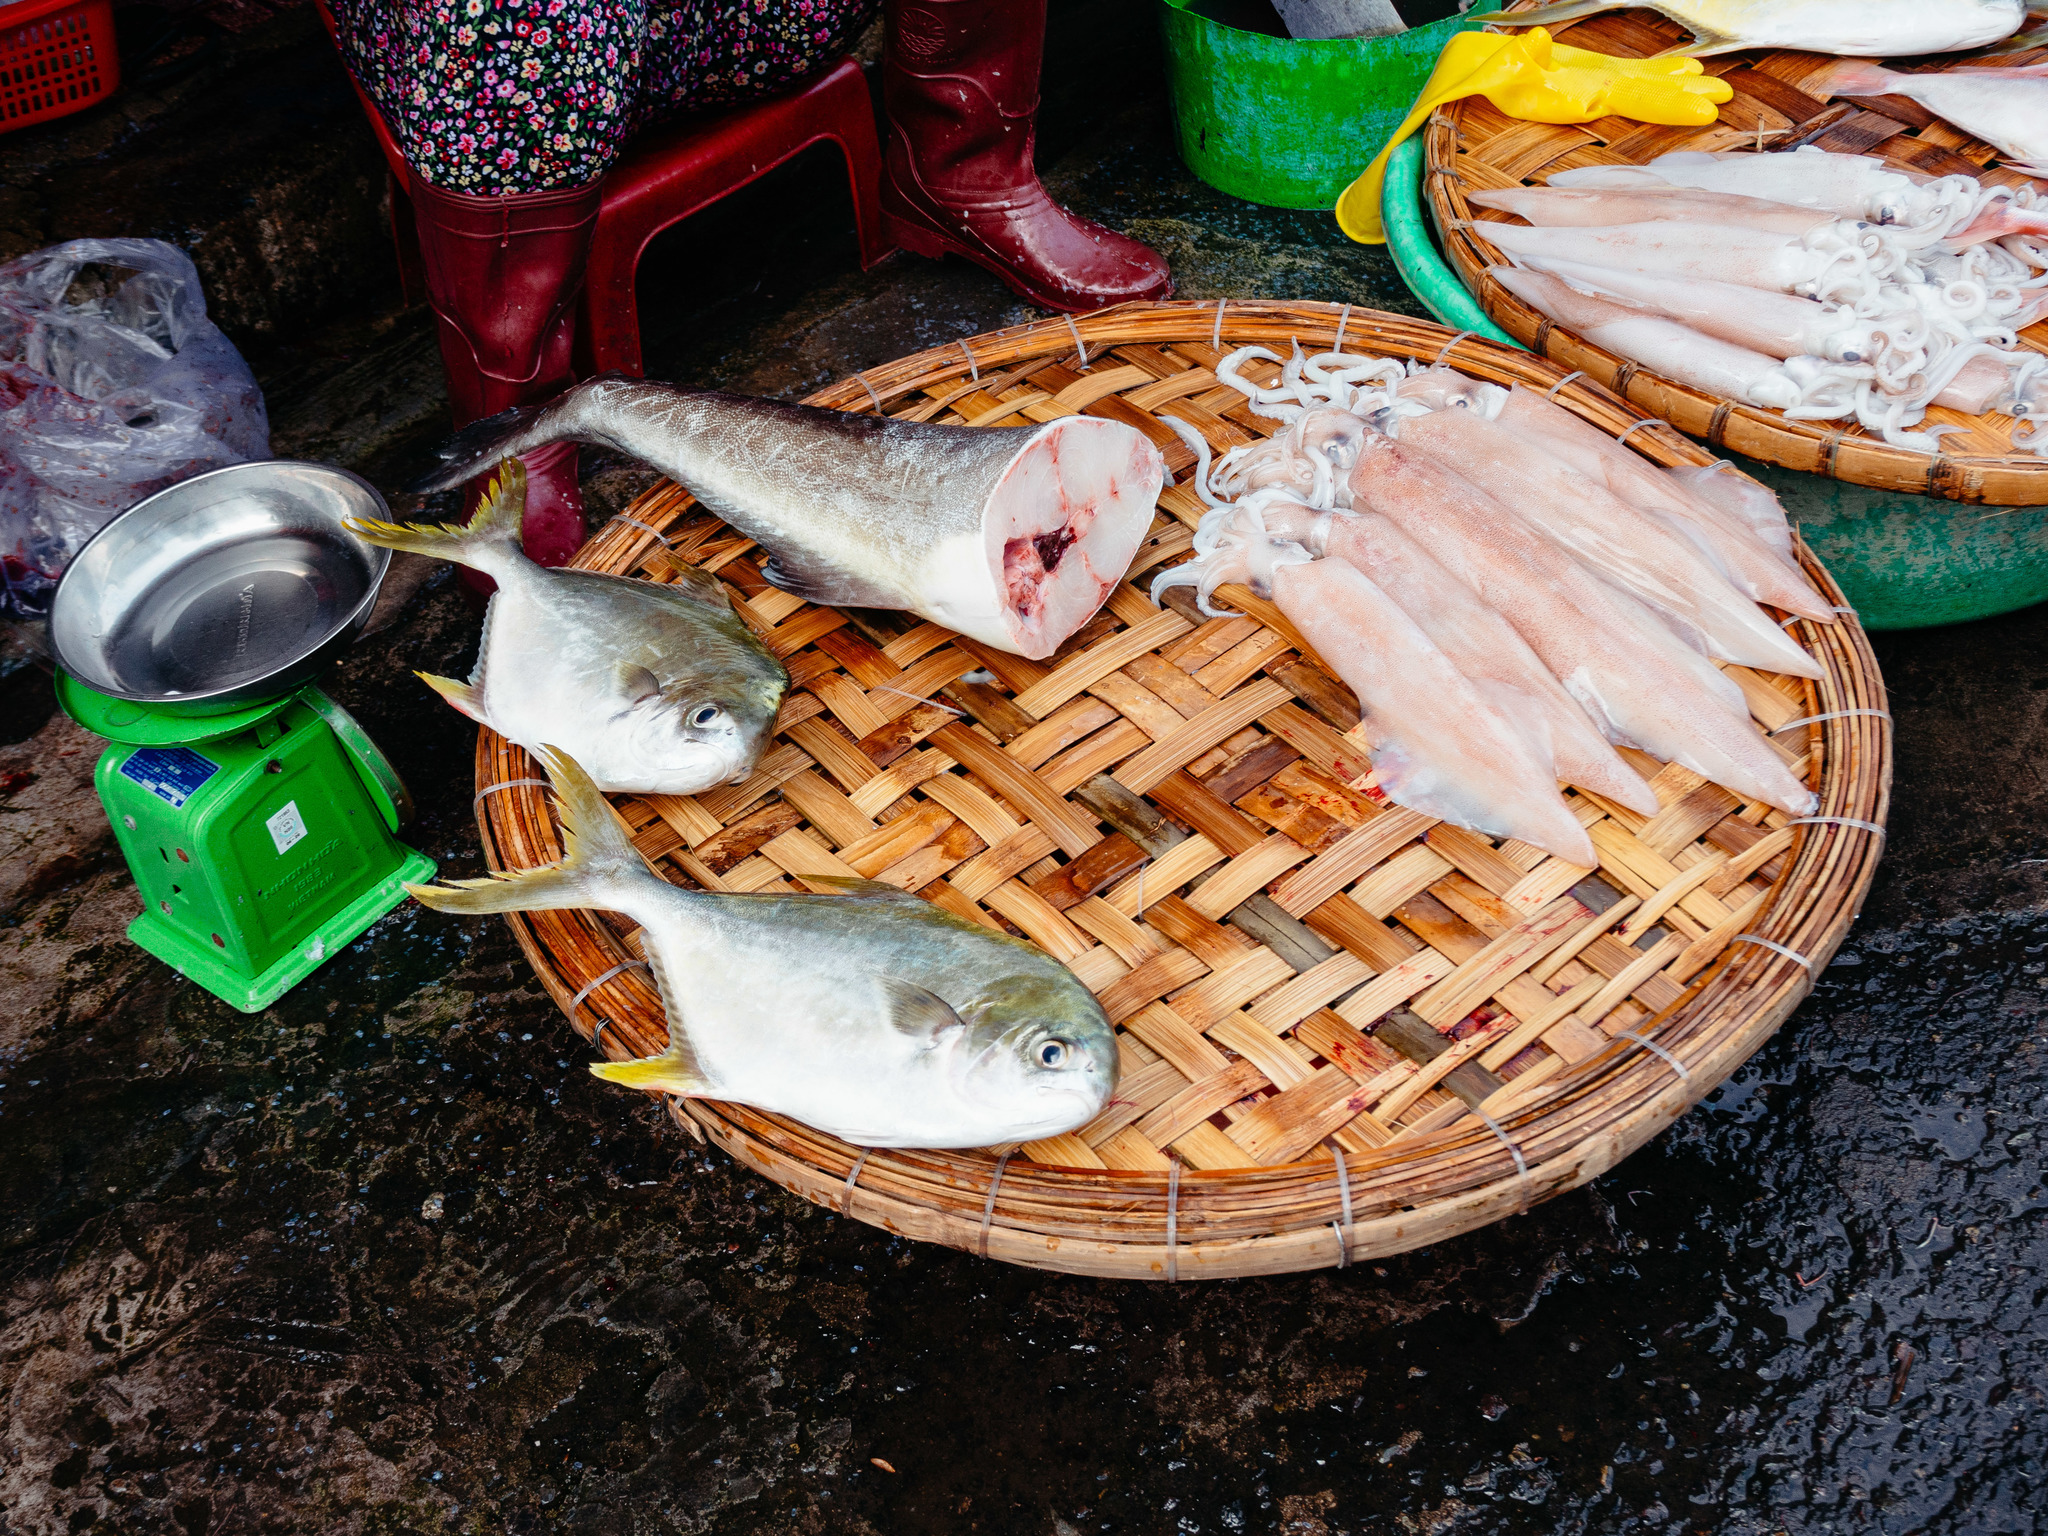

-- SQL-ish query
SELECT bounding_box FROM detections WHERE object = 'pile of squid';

[1474,140,2048,454]
[1152,345,1835,867]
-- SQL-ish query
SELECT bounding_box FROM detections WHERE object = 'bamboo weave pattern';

[473,301,1889,1279]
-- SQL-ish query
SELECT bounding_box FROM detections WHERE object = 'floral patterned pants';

[334,0,878,194]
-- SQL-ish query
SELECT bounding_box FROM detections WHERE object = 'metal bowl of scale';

[49,461,393,715]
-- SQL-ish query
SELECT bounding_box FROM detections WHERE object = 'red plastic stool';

[315,0,892,377]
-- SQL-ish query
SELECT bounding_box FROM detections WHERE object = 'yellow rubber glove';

[1335,28,1732,245]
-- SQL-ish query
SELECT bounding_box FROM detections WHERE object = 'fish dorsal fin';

[587,945,711,1095]
[799,874,934,907]
[759,552,898,610]
[877,975,967,1046]
[649,554,736,610]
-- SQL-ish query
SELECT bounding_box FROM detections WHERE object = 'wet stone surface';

[3,3,2047,1532]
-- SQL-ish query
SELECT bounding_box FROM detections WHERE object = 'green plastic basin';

[1377,136,2048,630]
[1159,0,1501,210]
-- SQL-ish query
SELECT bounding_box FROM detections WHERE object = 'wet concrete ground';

[3,4,2046,1532]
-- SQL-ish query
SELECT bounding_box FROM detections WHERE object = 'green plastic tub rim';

[1159,0,1501,211]
[1377,137,2048,630]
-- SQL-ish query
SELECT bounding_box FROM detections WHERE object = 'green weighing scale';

[48,460,436,1014]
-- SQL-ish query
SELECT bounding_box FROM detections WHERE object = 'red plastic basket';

[0,0,117,133]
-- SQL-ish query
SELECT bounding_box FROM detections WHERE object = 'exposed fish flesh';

[411,376,1166,660]
[1246,496,1661,815]
[1811,58,2048,176]
[409,747,1120,1148]
[1339,427,1817,815]
[1383,400,1825,676]
[1495,0,2025,57]
[1157,531,1598,862]
[345,461,788,794]
[1471,185,1835,238]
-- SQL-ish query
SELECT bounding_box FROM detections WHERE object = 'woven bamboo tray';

[471,299,1889,1280]
[1425,4,2048,506]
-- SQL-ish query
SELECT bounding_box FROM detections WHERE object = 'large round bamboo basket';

[1424,5,2048,506]
[472,300,1889,1280]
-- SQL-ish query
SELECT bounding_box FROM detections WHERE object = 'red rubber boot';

[408,172,604,578]
[882,0,1172,313]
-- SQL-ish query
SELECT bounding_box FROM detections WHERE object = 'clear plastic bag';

[0,238,269,618]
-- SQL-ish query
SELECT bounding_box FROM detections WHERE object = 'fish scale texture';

[472,303,1888,1279]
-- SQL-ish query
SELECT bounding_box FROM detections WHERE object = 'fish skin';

[345,461,787,795]
[1496,0,2023,57]
[1811,58,2048,176]
[409,374,1165,659]
[406,747,1120,1149]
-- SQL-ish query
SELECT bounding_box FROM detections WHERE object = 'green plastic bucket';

[1378,139,2048,629]
[1159,0,1502,210]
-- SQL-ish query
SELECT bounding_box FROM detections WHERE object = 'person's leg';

[330,0,644,568]
[628,0,876,129]
[881,0,1170,313]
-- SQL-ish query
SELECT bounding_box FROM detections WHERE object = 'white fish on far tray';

[1490,0,2026,57]
[1809,58,2048,176]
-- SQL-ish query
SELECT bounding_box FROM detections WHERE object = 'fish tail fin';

[405,381,598,495]
[1806,58,1896,99]
[344,459,530,576]
[405,744,665,918]
[417,671,486,721]
[588,1043,708,1096]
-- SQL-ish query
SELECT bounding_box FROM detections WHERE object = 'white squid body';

[1488,266,1834,410]
[1161,531,1599,863]
[1814,59,2048,176]
[1471,185,1834,238]
[1339,429,1817,816]
[1249,498,1661,816]
[1554,149,1941,225]
[1480,219,1880,297]
[1383,401,1825,678]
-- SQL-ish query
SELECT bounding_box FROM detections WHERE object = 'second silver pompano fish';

[345,461,787,795]
[406,747,1120,1149]
[410,375,1166,660]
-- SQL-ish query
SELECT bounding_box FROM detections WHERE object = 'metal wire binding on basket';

[1422,2,2048,508]
[472,299,1890,1281]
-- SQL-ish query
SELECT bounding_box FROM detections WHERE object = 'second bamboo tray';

[1425,4,2048,507]
[472,300,1889,1280]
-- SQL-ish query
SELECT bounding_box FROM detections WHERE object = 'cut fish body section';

[977,419,1160,658]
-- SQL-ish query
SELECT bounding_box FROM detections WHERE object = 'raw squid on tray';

[1156,526,1601,864]
[412,375,1166,659]
[1154,345,1825,843]
[1512,147,2048,455]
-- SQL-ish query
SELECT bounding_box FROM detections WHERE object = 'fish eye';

[689,705,722,728]
[1037,1040,1068,1068]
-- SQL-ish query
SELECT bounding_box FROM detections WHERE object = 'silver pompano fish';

[406,747,1119,1148]
[1496,0,2025,56]
[345,461,786,795]
[1812,58,2048,177]
[409,375,1166,660]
